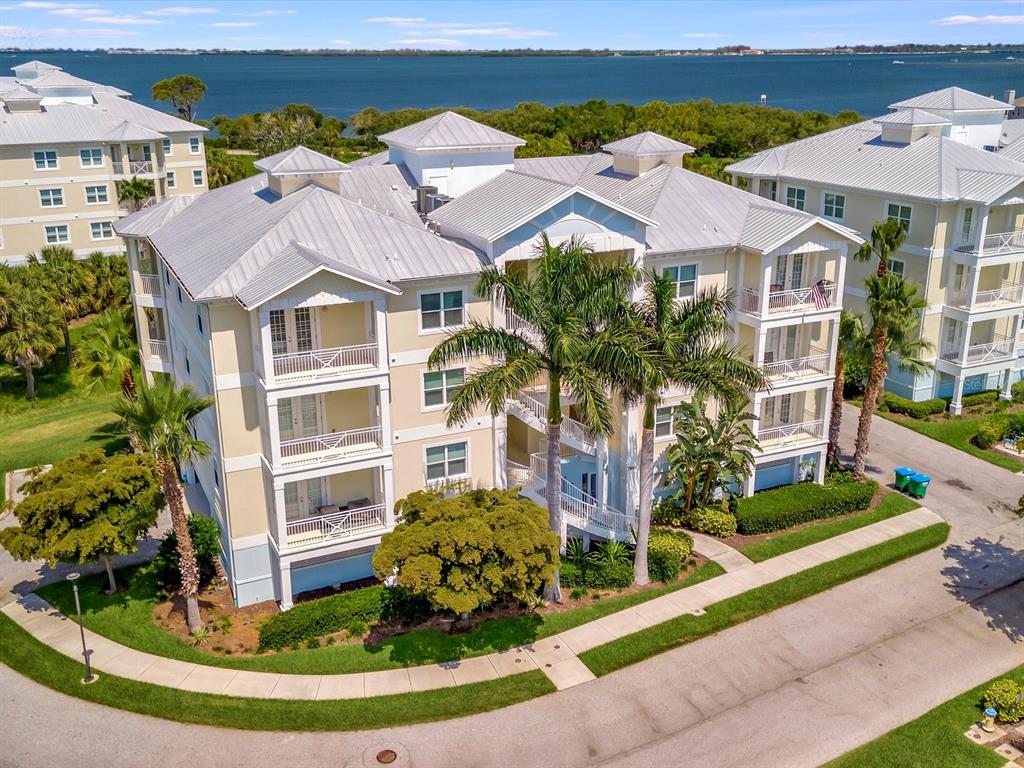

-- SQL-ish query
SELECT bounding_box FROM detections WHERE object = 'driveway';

[1,405,1022,768]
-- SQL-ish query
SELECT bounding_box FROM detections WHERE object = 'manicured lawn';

[880,412,1024,472]
[824,665,1020,768]
[0,612,555,731]
[579,523,949,676]
[738,493,921,562]
[36,561,726,675]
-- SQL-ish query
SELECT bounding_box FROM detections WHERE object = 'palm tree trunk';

[157,456,203,632]
[699,464,718,506]
[634,400,655,586]
[102,554,117,594]
[121,367,137,400]
[827,354,846,468]
[62,320,72,368]
[544,377,563,604]
[853,325,888,480]
[23,364,35,400]
[685,469,697,513]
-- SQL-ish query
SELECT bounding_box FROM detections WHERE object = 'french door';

[269,307,317,356]
[277,394,322,441]
[765,326,798,364]
[959,207,975,248]
[774,253,804,290]
[763,393,793,427]
[284,478,325,519]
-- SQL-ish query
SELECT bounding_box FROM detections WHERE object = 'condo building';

[116,111,859,608]
[728,86,1024,413]
[0,60,207,266]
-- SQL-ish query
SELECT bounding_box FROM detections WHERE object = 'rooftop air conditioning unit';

[416,185,438,213]
[427,193,452,212]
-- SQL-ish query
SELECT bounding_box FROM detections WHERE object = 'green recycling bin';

[907,473,931,499]
[894,467,915,491]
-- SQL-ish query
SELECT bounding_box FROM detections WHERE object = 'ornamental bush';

[688,507,738,538]
[1012,380,1024,404]
[647,528,694,582]
[154,513,222,593]
[962,390,999,408]
[983,678,1024,723]
[974,413,1024,450]
[258,585,385,650]
[560,559,633,590]
[651,498,688,527]
[881,393,946,419]
[734,479,877,535]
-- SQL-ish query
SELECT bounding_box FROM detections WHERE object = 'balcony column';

[595,435,608,513]
[493,411,508,489]
[378,383,393,452]
[753,327,768,367]
[1000,368,1014,402]
[267,395,282,468]
[273,480,288,550]
[976,207,990,257]
[373,296,389,371]
[826,316,840,374]
[961,320,974,366]
[732,248,745,338]
[279,563,293,610]
[835,244,849,308]
[759,255,774,316]
[950,374,966,415]
[258,306,274,384]
[382,465,396,527]
[966,264,982,312]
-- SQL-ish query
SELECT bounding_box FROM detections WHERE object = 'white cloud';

[48,6,107,16]
[15,1,92,7]
[204,21,258,27]
[81,14,164,24]
[365,16,425,25]
[0,23,139,37]
[329,38,352,45]
[225,35,273,41]
[683,32,724,38]
[934,14,1024,25]
[143,6,218,15]
[244,9,295,16]
[389,37,465,47]
[437,26,554,38]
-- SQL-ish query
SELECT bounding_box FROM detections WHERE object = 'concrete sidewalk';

[2,506,942,698]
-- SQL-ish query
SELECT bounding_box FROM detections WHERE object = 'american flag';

[812,280,831,310]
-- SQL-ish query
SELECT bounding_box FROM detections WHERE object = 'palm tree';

[856,217,907,278]
[74,310,139,399]
[114,379,214,632]
[698,397,759,507]
[116,176,154,212]
[428,233,641,603]
[0,284,61,399]
[84,251,130,314]
[852,275,932,479]
[664,401,712,514]
[28,246,87,368]
[601,276,766,585]
[826,310,868,468]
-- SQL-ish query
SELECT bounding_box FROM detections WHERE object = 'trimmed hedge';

[1013,380,1024,404]
[647,528,693,582]
[258,586,385,650]
[561,560,633,590]
[881,392,946,419]
[734,479,878,535]
[961,389,999,408]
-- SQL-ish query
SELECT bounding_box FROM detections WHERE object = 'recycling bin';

[894,467,915,491]
[907,473,931,499]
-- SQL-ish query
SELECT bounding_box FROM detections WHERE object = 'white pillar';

[760,256,774,317]
[950,374,966,415]
[378,382,392,451]
[273,482,288,549]
[373,295,389,371]
[382,465,396,527]
[595,435,608,512]
[266,396,282,468]
[966,264,982,312]
[733,248,745,337]
[258,307,274,384]
[961,320,974,366]
[834,243,849,310]
[493,411,508,489]
[279,561,293,610]
[622,406,641,516]
[814,449,826,484]
[1000,368,1014,401]
[753,327,769,367]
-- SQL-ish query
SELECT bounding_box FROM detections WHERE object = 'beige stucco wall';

[224,466,270,538]
[322,387,377,432]
[319,302,373,348]
[386,277,490,355]
[327,469,378,506]
[210,304,254,376]
[216,387,263,457]
[391,427,495,502]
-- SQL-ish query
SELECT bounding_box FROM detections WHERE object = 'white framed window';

[823,192,845,220]
[33,149,58,170]
[90,221,114,240]
[176,283,183,304]
[654,405,681,439]
[44,224,69,244]
[419,289,464,331]
[886,202,912,230]
[38,188,64,208]
[166,171,176,189]
[889,258,905,279]
[189,136,201,154]
[162,138,172,155]
[425,441,468,482]
[79,148,103,168]
[785,186,806,211]
[423,368,465,409]
[192,168,204,186]
[196,308,204,336]
[84,184,109,204]
[662,264,698,300]
[759,179,777,201]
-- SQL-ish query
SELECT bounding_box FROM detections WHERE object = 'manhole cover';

[376,750,397,764]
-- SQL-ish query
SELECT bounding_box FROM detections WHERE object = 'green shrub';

[154,514,222,593]
[962,390,999,408]
[560,560,633,590]
[1012,380,1024,404]
[379,586,433,626]
[984,678,1024,722]
[257,585,385,650]
[974,412,1024,450]
[647,529,692,582]
[689,507,737,538]
[735,480,877,534]
[651,498,688,527]
[881,393,946,419]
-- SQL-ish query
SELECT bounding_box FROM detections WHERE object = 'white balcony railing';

[507,460,531,489]
[285,503,387,547]
[146,339,169,361]
[948,282,1024,310]
[138,273,161,296]
[528,452,634,536]
[955,229,1024,258]
[762,348,830,383]
[743,283,838,316]
[272,343,378,381]
[758,419,825,449]
[112,160,154,175]
[278,426,384,467]
[505,307,542,344]
[508,388,595,453]
[940,334,1015,365]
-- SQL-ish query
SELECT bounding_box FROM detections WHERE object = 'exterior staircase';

[506,389,596,454]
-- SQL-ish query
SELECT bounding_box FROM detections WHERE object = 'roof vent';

[602,131,695,177]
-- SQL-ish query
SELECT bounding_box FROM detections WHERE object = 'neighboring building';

[728,86,1024,413]
[116,114,859,608]
[0,60,207,265]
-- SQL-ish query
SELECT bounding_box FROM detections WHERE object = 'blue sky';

[1,0,1022,50]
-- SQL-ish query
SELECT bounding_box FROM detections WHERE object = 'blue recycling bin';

[907,473,931,499]
[894,467,915,491]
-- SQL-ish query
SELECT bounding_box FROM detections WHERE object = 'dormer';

[378,111,524,199]
[602,131,695,177]
[887,86,1011,149]
[10,60,60,81]
[1,86,43,113]
[254,146,351,197]
[873,109,950,145]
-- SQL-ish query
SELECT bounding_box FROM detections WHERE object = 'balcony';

[757,419,825,452]
[947,281,1024,312]
[940,334,1015,366]
[761,348,830,386]
[145,339,169,362]
[285,503,387,548]
[138,273,161,296]
[506,387,596,454]
[272,343,379,383]
[742,282,839,318]
[955,229,1024,260]
[112,160,155,176]
[279,426,384,469]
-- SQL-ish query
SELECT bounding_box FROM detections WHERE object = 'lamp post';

[66,573,96,684]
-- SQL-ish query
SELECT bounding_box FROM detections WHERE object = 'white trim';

[230,532,269,550]
[420,365,465,412]
[83,184,109,205]
[884,200,913,230]
[389,348,434,367]
[659,260,699,299]
[189,137,202,155]
[37,186,65,209]
[89,221,115,241]
[821,190,846,222]
[192,168,205,187]
[166,171,176,189]
[32,149,58,171]
[162,138,173,157]
[422,437,470,486]
[416,285,468,336]
[223,453,263,472]
[784,185,807,211]
[78,147,104,169]
[42,223,69,244]
[392,417,491,445]
[214,371,258,390]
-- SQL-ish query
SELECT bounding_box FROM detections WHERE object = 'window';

[38,188,63,207]
[189,137,201,154]
[184,353,190,375]
[823,192,845,220]
[425,441,467,482]
[886,203,912,231]
[655,405,680,438]
[420,290,464,330]
[79,148,103,167]
[662,264,697,300]
[889,258,905,279]
[192,169,204,186]
[785,187,806,211]
[162,138,172,155]
[212,458,219,489]
[196,309,204,336]
[759,179,777,201]
[423,368,464,408]
[90,221,114,240]
[269,309,287,355]
[33,150,58,170]
[166,171,176,189]
[176,284,182,304]
[84,184,108,204]
[44,224,69,244]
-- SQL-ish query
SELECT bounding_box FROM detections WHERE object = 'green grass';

[0,612,554,731]
[36,561,726,675]
[579,523,949,676]
[824,665,1020,768]
[739,493,921,562]
[880,412,1024,472]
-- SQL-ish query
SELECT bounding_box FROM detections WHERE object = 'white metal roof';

[998,135,1024,165]
[873,108,950,126]
[349,150,389,167]
[253,146,351,175]
[104,119,166,142]
[1,86,41,102]
[10,60,60,75]
[889,86,1012,112]
[602,131,695,156]
[379,111,525,150]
